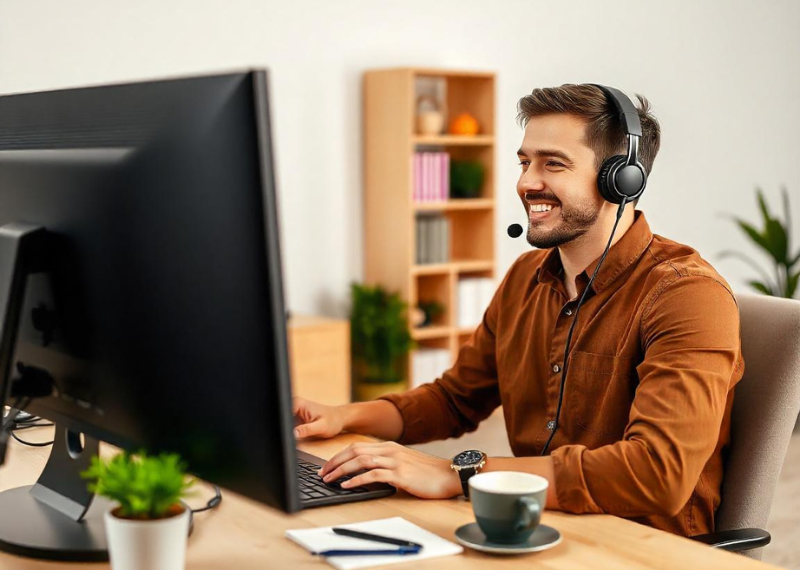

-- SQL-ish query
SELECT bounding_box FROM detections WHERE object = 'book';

[457,277,496,328]
[411,348,451,387]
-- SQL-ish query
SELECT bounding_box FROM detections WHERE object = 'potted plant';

[350,282,416,401]
[719,186,799,298]
[416,300,445,327]
[82,451,194,570]
[450,160,485,199]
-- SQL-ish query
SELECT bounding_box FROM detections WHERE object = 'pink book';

[432,153,440,202]
[445,153,450,200]
[425,152,432,202]
[420,153,427,202]
[414,153,421,203]
[442,153,448,201]
[438,153,445,201]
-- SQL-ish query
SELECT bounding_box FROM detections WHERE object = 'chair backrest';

[716,293,800,558]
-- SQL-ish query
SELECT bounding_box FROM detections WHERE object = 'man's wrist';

[340,400,403,441]
[447,463,464,497]
[340,402,363,433]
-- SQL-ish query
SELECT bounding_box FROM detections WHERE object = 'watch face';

[454,450,484,467]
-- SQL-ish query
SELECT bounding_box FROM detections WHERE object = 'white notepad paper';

[285,516,463,570]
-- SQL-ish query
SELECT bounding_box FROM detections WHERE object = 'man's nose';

[518,168,545,193]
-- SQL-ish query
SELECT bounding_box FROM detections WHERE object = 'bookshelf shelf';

[414,198,494,212]
[413,135,494,146]
[364,67,496,394]
[411,259,494,275]
[411,326,452,340]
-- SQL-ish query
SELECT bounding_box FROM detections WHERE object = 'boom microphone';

[507,224,524,238]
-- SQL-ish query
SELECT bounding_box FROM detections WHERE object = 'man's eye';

[518,160,529,167]
[547,161,565,168]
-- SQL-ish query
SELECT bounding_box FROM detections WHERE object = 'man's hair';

[516,84,661,188]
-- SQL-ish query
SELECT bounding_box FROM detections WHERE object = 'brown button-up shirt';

[381,210,744,537]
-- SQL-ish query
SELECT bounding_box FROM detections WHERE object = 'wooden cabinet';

[287,316,351,406]
[363,68,497,390]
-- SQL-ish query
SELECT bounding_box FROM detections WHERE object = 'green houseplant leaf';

[720,187,799,299]
[787,270,800,299]
[81,451,194,520]
[747,280,772,296]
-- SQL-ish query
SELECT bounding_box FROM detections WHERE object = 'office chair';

[691,293,800,559]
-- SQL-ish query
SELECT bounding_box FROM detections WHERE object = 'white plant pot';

[104,506,190,570]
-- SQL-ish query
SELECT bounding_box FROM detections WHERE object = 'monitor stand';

[0,223,111,561]
[0,423,112,561]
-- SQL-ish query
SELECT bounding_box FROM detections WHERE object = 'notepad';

[285,516,463,570]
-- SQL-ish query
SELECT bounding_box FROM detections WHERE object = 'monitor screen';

[0,70,300,514]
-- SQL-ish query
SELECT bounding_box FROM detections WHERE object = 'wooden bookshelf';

[363,68,496,391]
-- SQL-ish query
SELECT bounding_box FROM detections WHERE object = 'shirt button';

[565,308,573,316]
[552,364,561,373]
[547,420,555,431]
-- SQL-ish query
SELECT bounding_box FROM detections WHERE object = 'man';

[293,84,743,538]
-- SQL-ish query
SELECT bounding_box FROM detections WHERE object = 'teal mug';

[468,471,548,544]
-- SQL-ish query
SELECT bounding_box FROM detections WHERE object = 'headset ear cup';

[597,156,625,204]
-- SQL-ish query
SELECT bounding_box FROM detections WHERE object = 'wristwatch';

[450,449,487,498]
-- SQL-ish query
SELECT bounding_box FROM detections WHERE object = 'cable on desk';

[191,484,223,514]
[10,431,55,447]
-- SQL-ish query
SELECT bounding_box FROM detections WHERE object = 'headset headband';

[589,84,642,137]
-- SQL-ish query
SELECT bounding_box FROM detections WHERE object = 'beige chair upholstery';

[714,293,800,559]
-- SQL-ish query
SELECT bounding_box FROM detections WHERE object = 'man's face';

[516,113,604,249]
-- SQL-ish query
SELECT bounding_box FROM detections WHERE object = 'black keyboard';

[295,450,396,508]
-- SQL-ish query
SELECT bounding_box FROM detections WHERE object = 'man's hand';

[293,396,346,440]
[318,441,462,500]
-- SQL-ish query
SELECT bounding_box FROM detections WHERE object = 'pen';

[312,546,421,557]
[331,527,423,549]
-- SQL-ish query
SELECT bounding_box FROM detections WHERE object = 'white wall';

[1,0,798,317]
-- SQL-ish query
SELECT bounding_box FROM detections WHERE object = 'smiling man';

[293,84,744,538]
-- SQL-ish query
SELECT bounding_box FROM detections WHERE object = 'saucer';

[454,522,562,554]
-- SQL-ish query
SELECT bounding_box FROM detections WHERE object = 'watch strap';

[458,466,477,497]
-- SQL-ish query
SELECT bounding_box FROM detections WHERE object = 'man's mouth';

[528,202,559,220]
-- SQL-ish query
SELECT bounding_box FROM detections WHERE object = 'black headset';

[538,84,647,456]
[591,84,647,205]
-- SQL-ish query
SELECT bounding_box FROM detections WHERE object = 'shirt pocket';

[566,351,636,439]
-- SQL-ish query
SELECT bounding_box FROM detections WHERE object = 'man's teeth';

[530,203,555,213]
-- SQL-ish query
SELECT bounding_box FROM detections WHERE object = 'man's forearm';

[482,456,561,510]
[341,400,404,442]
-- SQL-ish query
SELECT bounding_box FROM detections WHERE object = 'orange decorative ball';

[449,113,479,136]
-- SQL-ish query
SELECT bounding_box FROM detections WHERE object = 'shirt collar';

[535,210,653,295]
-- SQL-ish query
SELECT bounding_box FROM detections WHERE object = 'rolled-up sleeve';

[551,274,742,517]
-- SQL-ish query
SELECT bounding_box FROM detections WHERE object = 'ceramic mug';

[468,471,548,544]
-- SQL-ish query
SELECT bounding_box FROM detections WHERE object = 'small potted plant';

[350,282,416,401]
[450,160,485,199]
[82,451,194,570]
[416,300,445,327]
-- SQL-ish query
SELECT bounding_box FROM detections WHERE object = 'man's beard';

[527,200,599,249]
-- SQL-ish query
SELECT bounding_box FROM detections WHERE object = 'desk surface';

[0,433,779,570]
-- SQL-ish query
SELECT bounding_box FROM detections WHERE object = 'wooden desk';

[0,433,780,570]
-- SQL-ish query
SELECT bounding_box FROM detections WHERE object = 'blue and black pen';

[311,528,424,557]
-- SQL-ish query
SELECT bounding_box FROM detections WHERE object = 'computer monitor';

[0,70,302,560]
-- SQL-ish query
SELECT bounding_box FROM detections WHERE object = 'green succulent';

[81,451,194,519]
[720,186,799,298]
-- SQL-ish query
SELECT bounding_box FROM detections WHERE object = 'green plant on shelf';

[450,160,484,199]
[416,300,445,327]
[719,186,799,298]
[350,282,416,384]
